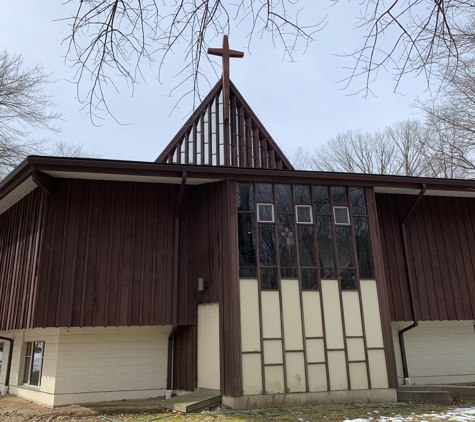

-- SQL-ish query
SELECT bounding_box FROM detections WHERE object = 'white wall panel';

[349,362,368,390]
[285,352,306,392]
[261,291,282,339]
[242,354,263,395]
[342,292,363,337]
[306,339,325,363]
[308,364,327,392]
[321,280,344,349]
[347,338,366,362]
[263,340,283,365]
[328,351,348,391]
[368,349,389,388]
[302,291,323,338]
[265,366,285,394]
[240,279,261,352]
[281,280,304,350]
[360,280,384,348]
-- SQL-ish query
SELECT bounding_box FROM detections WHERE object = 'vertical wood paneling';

[376,193,475,322]
[0,188,45,331]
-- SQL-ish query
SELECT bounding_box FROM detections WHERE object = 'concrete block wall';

[0,326,171,407]
[392,321,475,385]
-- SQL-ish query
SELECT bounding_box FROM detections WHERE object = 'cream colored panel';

[242,353,263,395]
[349,362,369,390]
[261,291,282,339]
[306,339,325,363]
[263,340,283,365]
[328,351,348,391]
[265,366,285,394]
[360,280,384,348]
[240,279,261,352]
[281,280,304,350]
[285,352,306,392]
[308,364,327,392]
[302,291,323,337]
[347,338,366,362]
[197,303,220,389]
[368,349,389,388]
[321,280,344,349]
[342,292,363,337]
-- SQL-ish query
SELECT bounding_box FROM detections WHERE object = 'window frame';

[257,203,275,223]
[23,341,45,388]
[333,206,351,225]
[295,205,313,224]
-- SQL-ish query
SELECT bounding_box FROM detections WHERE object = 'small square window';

[333,206,350,225]
[296,205,313,224]
[257,203,274,222]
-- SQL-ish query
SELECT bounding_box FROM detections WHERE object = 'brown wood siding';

[0,188,46,331]
[172,181,242,395]
[376,193,475,322]
[34,179,178,328]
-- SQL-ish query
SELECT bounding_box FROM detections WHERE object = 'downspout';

[398,183,426,385]
[166,171,187,399]
[0,336,13,392]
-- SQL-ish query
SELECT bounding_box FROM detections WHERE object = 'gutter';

[398,183,426,385]
[0,336,13,391]
[166,171,187,398]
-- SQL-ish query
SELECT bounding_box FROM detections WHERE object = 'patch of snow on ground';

[344,408,475,422]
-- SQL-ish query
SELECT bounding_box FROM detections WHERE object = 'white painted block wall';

[392,321,475,385]
[1,326,171,407]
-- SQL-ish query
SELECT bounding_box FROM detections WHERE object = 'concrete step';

[161,391,221,413]
[397,389,452,405]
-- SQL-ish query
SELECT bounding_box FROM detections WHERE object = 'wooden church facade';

[1,41,475,406]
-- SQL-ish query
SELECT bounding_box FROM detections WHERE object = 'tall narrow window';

[23,341,44,387]
[238,214,257,277]
[316,216,335,278]
[278,214,297,278]
[354,217,374,278]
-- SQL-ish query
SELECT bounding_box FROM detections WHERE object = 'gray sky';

[0,1,428,163]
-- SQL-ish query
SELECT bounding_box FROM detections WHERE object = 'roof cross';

[208,35,244,120]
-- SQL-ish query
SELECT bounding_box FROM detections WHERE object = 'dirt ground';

[1,394,475,422]
[0,394,170,421]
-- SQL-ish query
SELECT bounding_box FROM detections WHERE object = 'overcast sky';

[0,2,429,164]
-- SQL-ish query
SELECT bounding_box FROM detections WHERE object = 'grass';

[96,402,470,422]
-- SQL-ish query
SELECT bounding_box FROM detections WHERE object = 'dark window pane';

[296,205,312,224]
[0,343,3,373]
[281,267,298,278]
[261,267,278,290]
[350,187,367,215]
[354,217,374,278]
[276,184,292,212]
[258,224,276,266]
[23,356,31,384]
[239,267,257,278]
[238,214,257,273]
[257,183,273,202]
[298,225,316,267]
[313,186,330,214]
[258,204,274,222]
[334,207,350,225]
[336,226,354,267]
[278,214,297,278]
[294,185,311,204]
[237,183,254,211]
[30,342,44,386]
[332,186,348,205]
[316,216,335,278]
[341,269,356,290]
[301,268,319,290]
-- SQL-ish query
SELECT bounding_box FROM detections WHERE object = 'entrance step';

[397,387,452,405]
[161,391,221,413]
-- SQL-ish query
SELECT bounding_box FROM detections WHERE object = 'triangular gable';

[156,80,294,170]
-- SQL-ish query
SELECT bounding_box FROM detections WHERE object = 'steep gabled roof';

[156,80,294,170]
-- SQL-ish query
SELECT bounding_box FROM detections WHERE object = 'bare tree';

[62,0,322,122]
[298,118,471,178]
[49,141,101,158]
[0,51,61,178]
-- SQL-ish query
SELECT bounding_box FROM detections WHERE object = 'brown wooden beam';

[32,170,56,195]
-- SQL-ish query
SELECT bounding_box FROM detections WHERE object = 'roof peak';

[156,79,294,170]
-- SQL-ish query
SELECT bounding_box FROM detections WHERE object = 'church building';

[1,37,475,408]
